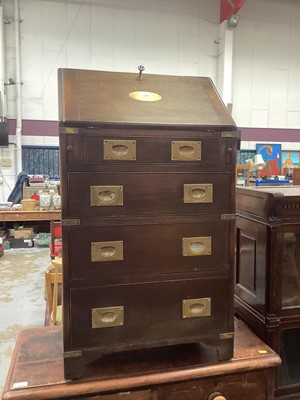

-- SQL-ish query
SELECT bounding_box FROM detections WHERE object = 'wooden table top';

[2,318,281,400]
[0,210,61,222]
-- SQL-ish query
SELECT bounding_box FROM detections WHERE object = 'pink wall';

[240,127,300,142]
[6,119,300,142]
[7,119,59,136]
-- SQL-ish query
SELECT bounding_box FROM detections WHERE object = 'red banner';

[220,0,246,23]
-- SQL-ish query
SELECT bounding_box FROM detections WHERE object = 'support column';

[14,0,22,176]
[216,21,234,112]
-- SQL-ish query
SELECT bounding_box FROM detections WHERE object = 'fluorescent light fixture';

[227,14,240,28]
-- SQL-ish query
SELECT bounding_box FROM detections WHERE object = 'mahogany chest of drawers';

[235,186,300,399]
[58,68,237,379]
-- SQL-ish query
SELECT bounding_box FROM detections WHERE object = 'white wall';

[6,0,221,121]
[0,0,220,201]
[5,0,298,132]
[232,0,300,129]
[1,0,300,202]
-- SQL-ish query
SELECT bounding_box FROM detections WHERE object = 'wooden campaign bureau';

[58,68,237,379]
[235,186,300,399]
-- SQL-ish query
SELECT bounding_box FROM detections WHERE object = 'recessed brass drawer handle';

[99,191,116,202]
[172,141,201,161]
[112,144,129,156]
[104,140,136,160]
[90,185,123,206]
[191,188,206,198]
[190,303,204,314]
[184,184,213,203]
[100,246,117,258]
[92,306,124,328]
[91,241,123,262]
[182,236,212,256]
[182,298,211,318]
[179,145,194,156]
[100,311,117,323]
[190,242,205,252]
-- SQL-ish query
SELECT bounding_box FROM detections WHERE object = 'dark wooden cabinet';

[235,186,300,399]
[58,68,237,379]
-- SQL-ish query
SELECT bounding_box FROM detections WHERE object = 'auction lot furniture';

[58,68,237,379]
[2,318,281,400]
[235,186,300,399]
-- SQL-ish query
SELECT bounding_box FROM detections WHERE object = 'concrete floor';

[0,247,50,397]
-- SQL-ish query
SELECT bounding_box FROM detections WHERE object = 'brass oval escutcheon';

[100,312,117,323]
[190,242,205,253]
[98,190,116,203]
[190,188,206,199]
[178,145,194,156]
[189,303,204,314]
[112,145,129,156]
[100,246,117,258]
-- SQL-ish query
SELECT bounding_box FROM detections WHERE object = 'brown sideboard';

[2,318,281,400]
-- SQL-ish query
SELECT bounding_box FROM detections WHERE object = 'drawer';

[67,221,231,281]
[67,172,233,218]
[156,369,273,400]
[69,277,231,349]
[66,133,233,166]
[88,391,153,400]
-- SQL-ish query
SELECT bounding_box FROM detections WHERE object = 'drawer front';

[69,277,231,349]
[72,134,229,166]
[67,172,232,217]
[88,391,153,400]
[67,221,231,280]
[157,369,273,400]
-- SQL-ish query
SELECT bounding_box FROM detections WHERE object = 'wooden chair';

[49,220,62,259]
[45,258,63,325]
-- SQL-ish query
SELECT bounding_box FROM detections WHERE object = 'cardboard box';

[14,228,34,239]
[10,238,34,248]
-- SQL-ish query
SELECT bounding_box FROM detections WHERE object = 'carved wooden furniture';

[235,186,300,399]
[2,319,281,400]
[58,68,237,379]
